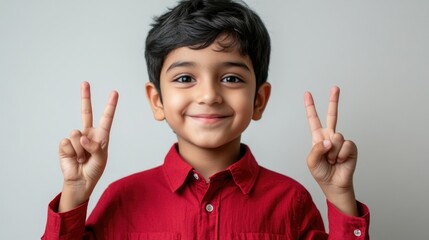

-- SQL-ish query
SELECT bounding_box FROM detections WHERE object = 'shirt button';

[193,173,199,180]
[353,229,362,237]
[205,204,214,213]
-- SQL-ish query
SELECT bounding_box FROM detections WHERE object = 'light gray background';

[1,0,428,239]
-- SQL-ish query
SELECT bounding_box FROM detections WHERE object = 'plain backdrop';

[1,0,428,239]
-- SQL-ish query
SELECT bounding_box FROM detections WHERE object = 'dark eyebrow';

[222,61,251,73]
[165,60,251,73]
[166,61,196,72]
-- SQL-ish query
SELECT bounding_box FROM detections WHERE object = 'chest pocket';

[231,232,287,240]
[127,232,181,240]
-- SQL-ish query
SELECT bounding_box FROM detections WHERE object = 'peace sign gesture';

[304,86,358,216]
[58,82,118,212]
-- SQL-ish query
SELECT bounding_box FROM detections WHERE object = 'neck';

[177,138,242,182]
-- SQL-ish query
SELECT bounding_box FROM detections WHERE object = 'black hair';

[145,0,271,96]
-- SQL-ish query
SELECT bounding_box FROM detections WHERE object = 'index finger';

[97,90,119,134]
[326,86,340,131]
[304,91,322,133]
[81,82,93,129]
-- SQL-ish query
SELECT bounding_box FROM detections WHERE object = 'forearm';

[323,186,358,217]
[59,181,94,212]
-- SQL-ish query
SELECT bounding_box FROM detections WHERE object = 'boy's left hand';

[304,86,358,216]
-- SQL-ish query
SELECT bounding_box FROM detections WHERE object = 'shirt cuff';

[327,200,370,239]
[43,193,89,239]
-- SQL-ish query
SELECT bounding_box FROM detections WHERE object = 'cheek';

[162,92,187,116]
[231,92,256,119]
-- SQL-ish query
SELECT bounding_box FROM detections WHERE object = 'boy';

[43,0,370,239]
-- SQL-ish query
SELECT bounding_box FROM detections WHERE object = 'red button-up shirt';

[42,144,369,239]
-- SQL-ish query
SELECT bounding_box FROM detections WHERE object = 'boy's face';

[146,36,271,150]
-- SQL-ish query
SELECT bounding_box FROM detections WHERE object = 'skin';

[146,39,270,180]
[58,82,118,212]
[57,38,359,217]
[305,87,358,216]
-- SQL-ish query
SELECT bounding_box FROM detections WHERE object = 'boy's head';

[145,0,271,96]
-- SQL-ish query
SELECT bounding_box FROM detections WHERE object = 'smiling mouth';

[188,114,229,124]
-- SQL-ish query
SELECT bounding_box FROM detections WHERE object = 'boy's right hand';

[58,82,118,212]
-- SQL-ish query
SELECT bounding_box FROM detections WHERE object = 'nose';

[197,80,222,105]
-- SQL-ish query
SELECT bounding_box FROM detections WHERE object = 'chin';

[189,137,241,150]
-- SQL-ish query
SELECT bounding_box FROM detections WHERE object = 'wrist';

[324,187,358,217]
[59,181,93,212]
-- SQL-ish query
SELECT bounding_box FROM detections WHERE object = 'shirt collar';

[162,144,194,193]
[227,144,260,194]
[162,143,260,194]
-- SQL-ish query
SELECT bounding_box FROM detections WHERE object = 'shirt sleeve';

[327,200,370,240]
[295,190,370,240]
[41,193,90,240]
[42,184,128,240]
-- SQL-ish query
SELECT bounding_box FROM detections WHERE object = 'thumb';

[307,140,332,169]
[80,135,102,156]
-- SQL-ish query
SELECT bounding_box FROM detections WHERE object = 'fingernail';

[81,136,89,145]
[323,140,331,148]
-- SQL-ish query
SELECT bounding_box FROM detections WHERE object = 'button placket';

[205,203,214,213]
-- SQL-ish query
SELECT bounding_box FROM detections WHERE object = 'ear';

[252,82,271,120]
[145,82,165,121]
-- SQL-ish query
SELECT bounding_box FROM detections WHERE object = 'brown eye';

[222,76,243,83]
[174,75,194,83]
